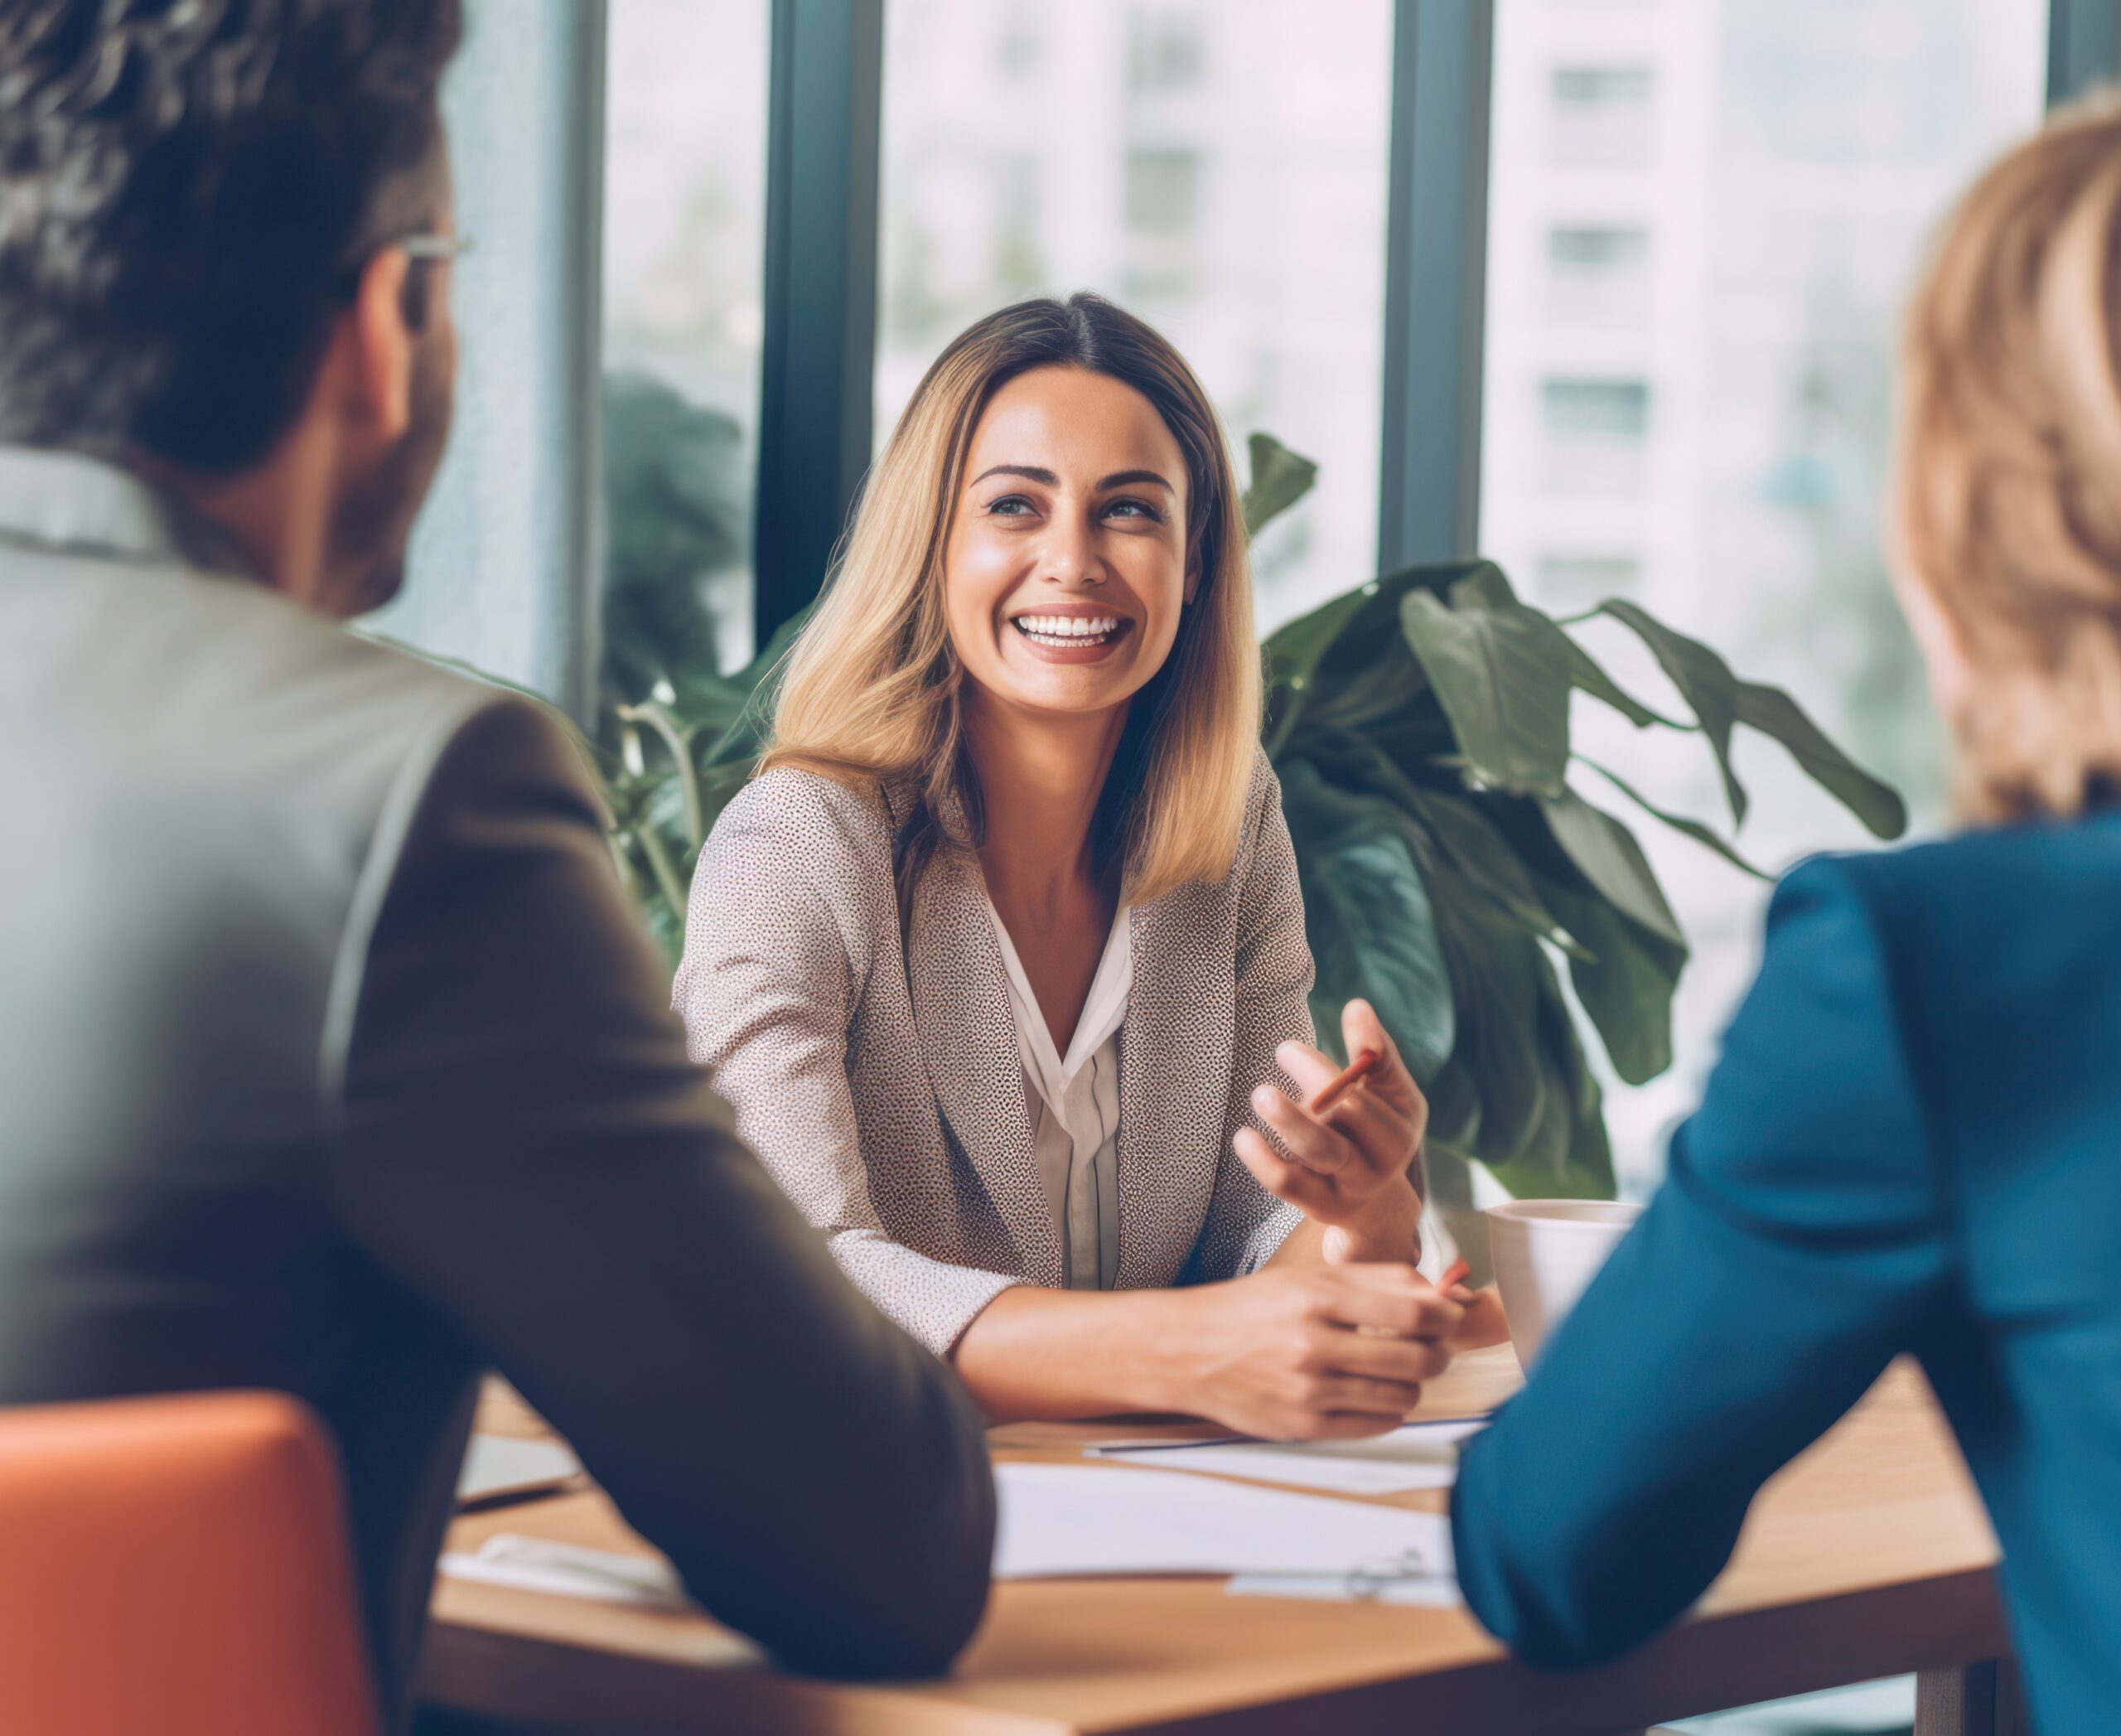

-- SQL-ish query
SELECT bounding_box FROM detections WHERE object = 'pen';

[1309,1048,1379,1115]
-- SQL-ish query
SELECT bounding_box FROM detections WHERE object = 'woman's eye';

[985,495,1036,518]
[1105,497,1162,523]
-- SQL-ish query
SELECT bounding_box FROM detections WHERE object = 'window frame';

[718,0,2119,638]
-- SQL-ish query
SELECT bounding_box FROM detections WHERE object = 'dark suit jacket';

[0,449,995,1727]
[1452,825,2121,1733]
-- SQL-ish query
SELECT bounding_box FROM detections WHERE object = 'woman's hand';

[1147,1264,1463,1440]
[1234,999,1430,1266]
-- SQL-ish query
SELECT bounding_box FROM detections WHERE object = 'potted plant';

[1240,438,1901,1221]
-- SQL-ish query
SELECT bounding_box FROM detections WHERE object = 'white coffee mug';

[1485,1199,1644,1371]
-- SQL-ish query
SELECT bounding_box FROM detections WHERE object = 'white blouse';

[982,894,1459,1294]
[984,899,1133,1290]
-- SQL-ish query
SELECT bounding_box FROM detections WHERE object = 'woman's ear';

[1183,549,1202,606]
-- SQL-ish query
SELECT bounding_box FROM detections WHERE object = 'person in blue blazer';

[1450,99,2121,1734]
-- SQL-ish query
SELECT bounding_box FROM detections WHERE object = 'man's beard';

[332,331,453,618]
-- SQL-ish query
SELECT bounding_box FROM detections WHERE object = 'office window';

[877,0,1394,630]
[1483,0,2049,1188]
[602,0,771,673]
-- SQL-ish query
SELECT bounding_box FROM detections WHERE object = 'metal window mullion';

[2048,0,2121,105]
[754,0,886,644]
[1377,0,1496,573]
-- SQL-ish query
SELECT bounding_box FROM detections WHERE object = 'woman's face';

[942,365,1196,723]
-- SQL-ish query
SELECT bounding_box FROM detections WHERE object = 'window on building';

[876,0,1395,630]
[1128,3,1208,92]
[601,0,771,674]
[1540,376,1652,492]
[1549,65,1655,162]
[1546,223,1650,321]
[1483,0,2050,1190]
[1123,147,1203,297]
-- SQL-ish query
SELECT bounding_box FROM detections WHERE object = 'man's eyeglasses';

[398,233,475,266]
[335,232,474,303]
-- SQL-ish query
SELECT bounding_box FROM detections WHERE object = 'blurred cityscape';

[1483,0,2045,1187]
[872,0,1391,633]
[599,0,2049,1190]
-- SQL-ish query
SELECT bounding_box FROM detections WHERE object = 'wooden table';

[423,1349,2014,1735]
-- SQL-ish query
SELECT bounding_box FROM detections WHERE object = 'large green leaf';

[1534,788,1684,946]
[1563,637,1677,729]
[1596,600,1747,826]
[1592,597,1907,841]
[1538,876,1686,1086]
[1577,757,1771,881]
[1419,896,1553,1165]
[1399,573,1573,798]
[1395,780,1586,956]
[1420,889,1612,1196]
[1278,764,1457,1081]
[1503,955,1616,1198]
[1241,433,1320,539]
[1734,681,1908,839]
[1263,564,1476,757]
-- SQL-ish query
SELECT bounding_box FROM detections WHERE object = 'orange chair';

[0,1390,380,1736]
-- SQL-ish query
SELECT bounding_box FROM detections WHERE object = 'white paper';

[993,1463,1455,1587]
[438,1534,687,1611]
[1087,1417,1489,1495]
[456,1434,583,1503]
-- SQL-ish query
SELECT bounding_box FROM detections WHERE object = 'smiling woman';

[673,293,1501,1440]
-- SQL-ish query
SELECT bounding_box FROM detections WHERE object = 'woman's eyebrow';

[969,463,1059,487]
[964,463,1176,491]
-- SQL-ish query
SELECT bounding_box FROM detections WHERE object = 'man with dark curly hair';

[0,2,994,1724]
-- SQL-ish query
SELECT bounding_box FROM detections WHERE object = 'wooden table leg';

[1916,1659,2029,1736]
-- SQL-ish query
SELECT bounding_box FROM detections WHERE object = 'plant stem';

[616,700,704,849]
[634,822,689,931]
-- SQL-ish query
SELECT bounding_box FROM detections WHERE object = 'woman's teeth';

[1012,614,1123,646]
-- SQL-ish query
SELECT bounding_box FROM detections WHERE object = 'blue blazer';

[1452,820,2121,1734]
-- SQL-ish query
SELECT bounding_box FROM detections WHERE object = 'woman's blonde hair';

[1896,95,2121,820]
[761,293,1260,906]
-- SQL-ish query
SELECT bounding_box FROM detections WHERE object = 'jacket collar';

[905,837,1065,1286]
[1113,887,1227,1286]
[0,446,258,581]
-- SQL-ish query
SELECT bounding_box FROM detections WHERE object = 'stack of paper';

[993,1463,1455,1601]
[440,1535,687,1609]
[1086,1416,1488,1495]
[456,1434,583,1506]
[440,1461,1463,1613]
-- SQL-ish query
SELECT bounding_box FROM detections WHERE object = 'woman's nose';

[1039,515,1107,587]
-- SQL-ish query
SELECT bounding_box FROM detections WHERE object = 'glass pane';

[876,0,1395,631]
[1481,0,2050,1190]
[602,0,771,675]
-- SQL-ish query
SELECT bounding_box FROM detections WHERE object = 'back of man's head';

[0,0,464,475]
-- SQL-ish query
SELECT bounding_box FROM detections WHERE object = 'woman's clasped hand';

[1143,1262,1464,1442]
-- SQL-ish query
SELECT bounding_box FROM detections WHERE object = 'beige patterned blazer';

[674,751,1309,1354]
